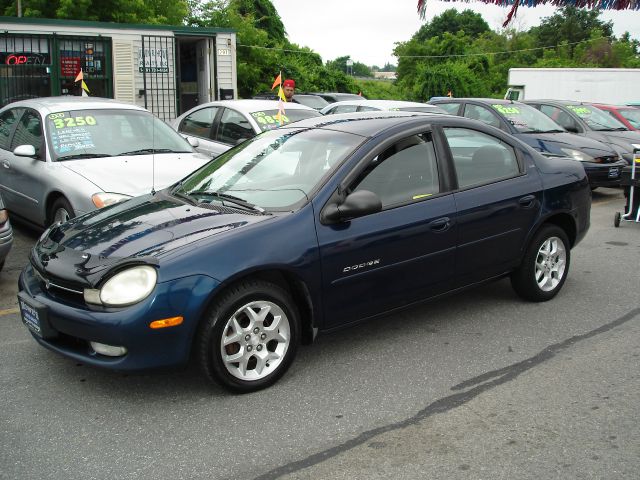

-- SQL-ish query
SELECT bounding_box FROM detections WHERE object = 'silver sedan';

[0,97,209,228]
[171,100,321,158]
[321,99,447,115]
[0,191,12,272]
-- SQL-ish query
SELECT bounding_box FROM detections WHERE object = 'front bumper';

[0,219,13,266]
[18,263,219,371]
[583,160,627,188]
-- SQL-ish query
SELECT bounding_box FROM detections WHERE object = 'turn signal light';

[149,316,184,329]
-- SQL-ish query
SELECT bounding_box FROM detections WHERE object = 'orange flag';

[271,72,282,91]
[74,69,84,83]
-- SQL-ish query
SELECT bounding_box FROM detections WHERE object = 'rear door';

[441,126,543,286]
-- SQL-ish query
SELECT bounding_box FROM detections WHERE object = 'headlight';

[84,266,157,307]
[92,192,132,209]
[560,148,595,163]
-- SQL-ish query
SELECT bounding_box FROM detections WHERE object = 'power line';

[237,35,614,61]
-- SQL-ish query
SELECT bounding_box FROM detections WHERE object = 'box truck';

[504,68,640,104]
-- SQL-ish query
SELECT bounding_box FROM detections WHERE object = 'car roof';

[276,110,449,137]
[430,98,515,105]
[183,99,316,114]
[3,96,147,114]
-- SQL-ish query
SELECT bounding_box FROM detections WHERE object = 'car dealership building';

[0,17,237,121]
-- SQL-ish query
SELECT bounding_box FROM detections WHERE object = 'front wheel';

[196,280,300,393]
[48,197,75,226]
[511,225,570,302]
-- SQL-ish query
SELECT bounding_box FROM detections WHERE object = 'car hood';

[61,153,209,196]
[591,130,640,152]
[514,132,616,157]
[31,192,273,287]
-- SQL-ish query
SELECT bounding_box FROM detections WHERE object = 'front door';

[316,131,457,328]
[196,38,213,104]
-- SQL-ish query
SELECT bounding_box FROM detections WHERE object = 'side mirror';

[187,137,199,148]
[13,145,37,157]
[322,190,382,223]
[563,124,580,134]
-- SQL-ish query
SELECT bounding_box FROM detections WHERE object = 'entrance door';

[196,38,213,104]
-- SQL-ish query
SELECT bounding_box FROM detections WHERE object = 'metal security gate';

[56,35,112,98]
[0,34,52,106]
[140,35,176,122]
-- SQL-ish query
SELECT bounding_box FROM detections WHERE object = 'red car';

[592,103,640,131]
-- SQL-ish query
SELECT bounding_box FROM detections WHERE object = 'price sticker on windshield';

[48,113,98,129]
[566,105,591,116]
[492,104,520,115]
[251,111,289,125]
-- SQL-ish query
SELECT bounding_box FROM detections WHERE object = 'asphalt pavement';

[1,188,638,480]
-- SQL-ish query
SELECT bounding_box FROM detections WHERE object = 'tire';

[511,225,570,302]
[196,280,300,393]
[48,197,75,226]
[614,212,621,228]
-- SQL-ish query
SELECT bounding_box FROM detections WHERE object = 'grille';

[33,268,85,304]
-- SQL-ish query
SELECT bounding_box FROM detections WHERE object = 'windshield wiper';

[598,127,628,132]
[189,190,268,214]
[541,129,565,133]
[118,148,192,156]
[57,153,113,161]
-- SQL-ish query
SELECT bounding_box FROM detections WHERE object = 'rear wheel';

[48,197,75,226]
[511,225,570,302]
[196,280,300,393]
[614,211,621,228]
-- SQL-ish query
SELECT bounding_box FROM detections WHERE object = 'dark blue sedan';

[18,111,591,392]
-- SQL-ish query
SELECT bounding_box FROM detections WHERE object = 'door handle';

[1,160,9,169]
[429,217,451,232]
[519,195,536,209]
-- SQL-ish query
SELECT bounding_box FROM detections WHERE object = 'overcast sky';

[270,0,640,67]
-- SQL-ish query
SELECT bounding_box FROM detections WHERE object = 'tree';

[414,9,490,41]
[326,56,373,77]
[530,6,614,57]
[1,0,189,24]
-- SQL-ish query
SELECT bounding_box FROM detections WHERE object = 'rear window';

[251,109,321,132]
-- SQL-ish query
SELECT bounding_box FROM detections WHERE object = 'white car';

[171,100,321,158]
[321,99,447,115]
[0,96,210,228]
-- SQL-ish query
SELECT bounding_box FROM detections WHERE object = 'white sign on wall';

[138,48,169,73]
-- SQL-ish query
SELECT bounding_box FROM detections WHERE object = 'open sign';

[3,53,50,65]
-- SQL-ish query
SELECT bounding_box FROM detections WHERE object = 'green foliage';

[414,9,490,41]
[353,79,403,100]
[326,56,373,77]
[1,0,188,24]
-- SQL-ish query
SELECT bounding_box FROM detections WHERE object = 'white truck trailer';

[504,68,640,105]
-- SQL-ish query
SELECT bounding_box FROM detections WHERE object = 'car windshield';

[565,105,628,131]
[174,128,363,211]
[250,109,321,132]
[618,108,640,129]
[491,103,563,133]
[45,108,194,161]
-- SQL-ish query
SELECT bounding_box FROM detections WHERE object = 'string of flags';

[271,71,286,125]
[74,69,90,96]
[417,0,640,27]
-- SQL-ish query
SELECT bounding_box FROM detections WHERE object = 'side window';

[443,128,520,188]
[334,105,359,114]
[216,108,254,145]
[436,103,462,115]
[463,104,501,128]
[351,133,439,209]
[10,110,43,157]
[180,107,218,138]
[540,105,578,131]
[0,108,23,150]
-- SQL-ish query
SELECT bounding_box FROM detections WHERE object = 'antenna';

[151,112,156,195]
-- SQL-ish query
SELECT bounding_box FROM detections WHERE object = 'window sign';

[138,48,169,73]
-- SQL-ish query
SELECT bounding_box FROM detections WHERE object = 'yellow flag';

[81,80,90,93]
[278,86,286,102]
